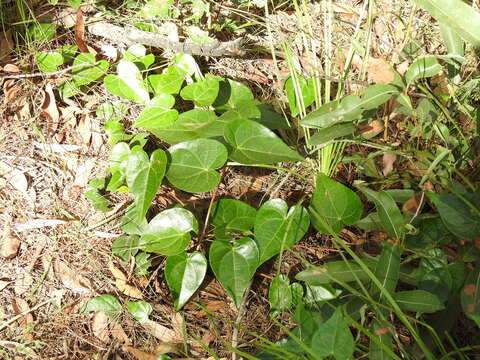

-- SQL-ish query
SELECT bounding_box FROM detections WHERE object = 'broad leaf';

[461,266,480,326]
[285,75,316,117]
[373,242,400,303]
[126,148,167,221]
[123,44,154,70]
[405,56,442,84]
[82,294,122,320]
[165,251,207,311]
[309,174,363,234]
[412,0,480,47]
[429,191,480,240]
[224,119,303,164]
[211,199,256,239]
[269,275,293,313]
[166,139,227,193]
[369,319,393,360]
[97,102,131,146]
[209,237,259,308]
[311,308,354,360]
[111,235,140,261]
[213,78,255,111]
[134,94,178,128]
[104,60,150,103]
[147,66,185,95]
[125,301,152,322]
[180,77,219,107]
[139,208,198,255]
[28,23,56,42]
[310,123,355,146]
[393,290,444,313]
[296,261,370,284]
[303,284,341,305]
[359,187,405,239]
[254,199,310,264]
[36,51,64,73]
[72,53,109,86]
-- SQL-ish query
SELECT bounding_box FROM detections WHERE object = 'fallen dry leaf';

[3,63,19,73]
[142,319,178,343]
[77,113,92,145]
[92,311,110,342]
[1,232,21,260]
[196,300,227,318]
[122,346,157,360]
[108,262,143,299]
[12,298,34,340]
[41,84,60,135]
[14,218,68,232]
[33,141,82,154]
[73,158,95,188]
[55,7,77,27]
[110,322,132,345]
[4,86,21,105]
[0,161,29,193]
[382,153,397,176]
[367,57,395,84]
[402,195,421,214]
[53,259,92,294]
[14,273,34,296]
[396,61,410,76]
[0,279,12,291]
[75,8,89,53]
[357,120,384,136]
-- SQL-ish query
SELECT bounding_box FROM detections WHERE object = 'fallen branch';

[87,21,245,57]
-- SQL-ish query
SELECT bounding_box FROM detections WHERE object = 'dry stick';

[0,64,87,81]
[0,299,53,333]
[88,21,245,57]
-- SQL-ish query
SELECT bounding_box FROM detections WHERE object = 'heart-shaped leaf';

[209,237,259,308]
[211,199,256,239]
[36,51,64,73]
[224,119,303,164]
[111,235,140,261]
[359,187,405,239]
[104,60,150,103]
[72,53,109,86]
[180,77,220,107]
[126,148,167,221]
[165,251,207,311]
[151,109,223,144]
[125,301,152,322]
[254,199,310,264]
[405,56,442,84]
[393,290,445,313]
[309,174,363,235]
[134,94,178,128]
[147,66,185,95]
[213,78,255,111]
[166,138,227,193]
[82,294,122,320]
[269,274,293,313]
[139,208,198,255]
[123,44,155,70]
[296,261,371,284]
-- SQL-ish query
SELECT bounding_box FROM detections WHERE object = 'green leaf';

[72,53,109,86]
[296,261,370,284]
[121,204,148,235]
[147,67,185,95]
[134,94,178,128]
[139,208,198,255]
[125,301,152,322]
[373,243,400,303]
[393,290,445,313]
[134,252,152,276]
[112,235,140,261]
[174,53,199,77]
[85,178,112,212]
[405,56,442,84]
[126,148,167,221]
[285,76,315,117]
[256,104,290,130]
[224,119,303,164]
[213,78,255,111]
[412,0,480,47]
[67,0,82,8]
[369,319,393,360]
[310,123,355,146]
[269,275,293,313]
[82,294,122,320]
[254,199,310,264]
[58,80,82,99]
[361,84,399,109]
[303,284,341,305]
[151,109,222,144]
[311,308,354,360]
[36,51,64,73]
[209,238,259,308]
[185,25,215,45]
[211,199,256,239]
[97,102,131,146]
[359,187,405,239]
[104,60,150,104]
[123,44,154,70]
[166,139,227,193]
[180,78,219,107]
[28,23,56,42]
[461,266,480,324]
[309,174,363,235]
[165,251,207,311]
[140,0,173,18]
[429,191,480,240]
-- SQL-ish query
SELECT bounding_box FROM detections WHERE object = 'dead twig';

[0,299,53,333]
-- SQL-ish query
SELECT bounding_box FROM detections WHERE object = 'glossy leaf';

[180,77,219,107]
[165,251,207,311]
[412,0,480,47]
[224,119,303,164]
[303,284,341,305]
[213,78,255,111]
[209,237,259,308]
[429,191,480,240]
[82,294,122,320]
[393,290,444,313]
[359,187,405,239]
[125,301,152,322]
[405,56,442,84]
[134,94,178,128]
[111,235,140,261]
[121,204,149,235]
[211,199,256,239]
[296,261,370,284]
[311,308,354,360]
[139,208,198,255]
[104,60,150,103]
[269,275,293,313]
[72,53,109,86]
[461,267,480,325]
[254,199,310,264]
[36,51,64,73]
[126,148,167,221]
[166,139,227,193]
[147,67,185,95]
[123,44,154,70]
[309,174,363,234]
